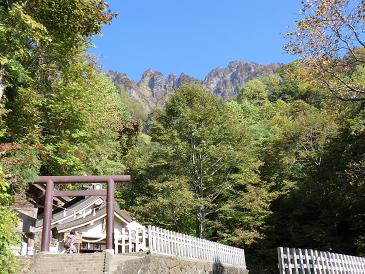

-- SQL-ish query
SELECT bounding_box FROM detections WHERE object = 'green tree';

[235,74,344,273]
[40,61,125,176]
[0,2,47,100]
[124,85,274,248]
[0,107,20,273]
[0,0,127,192]
[0,165,20,274]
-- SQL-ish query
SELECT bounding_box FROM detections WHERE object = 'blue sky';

[90,0,302,81]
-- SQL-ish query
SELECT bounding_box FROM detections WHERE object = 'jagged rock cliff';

[203,61,280,99]
[106,60,279,111]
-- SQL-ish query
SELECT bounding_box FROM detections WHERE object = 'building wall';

[63,217,127,238]
[77,218,104,236]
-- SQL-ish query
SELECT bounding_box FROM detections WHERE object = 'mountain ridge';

[106,60,280,113]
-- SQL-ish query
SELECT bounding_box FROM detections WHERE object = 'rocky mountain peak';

[140,69,162,80]
[176,73,200,87]
[107,60,280,111]
[203,60,279,99]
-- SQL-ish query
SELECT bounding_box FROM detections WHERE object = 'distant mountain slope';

[106,60,280,113]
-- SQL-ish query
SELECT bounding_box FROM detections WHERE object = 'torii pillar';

[33,175,130,252]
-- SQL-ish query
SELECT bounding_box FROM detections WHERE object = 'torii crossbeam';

[33,175,130,252]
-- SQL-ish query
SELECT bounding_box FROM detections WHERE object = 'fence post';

[155,227,159,253]
[278,247,284,274]
[313,250,319,274]
[135,227,139,252]
[351,255,359,272]
[163,228,168,254]
[128,227,132,253]
[242,248,245,268]
[298,248,304,272]
[285,247,292,274]
[141,226,146,251]
[342,254,349,272]
[200,238,204,261]
[171,231,176,256]
[309,249,317,274]
[360,256,365,272]
[338,253,342,273]
[355,255,361,272]
[329,252,334,273]
[320,251,327,273]
[160,228,165,254]
[114,233,119,254]
[192,235,195,258]
[148,226,154,252]
[185,234,189,258]
[349,254,355,272]
[121,228,126,254]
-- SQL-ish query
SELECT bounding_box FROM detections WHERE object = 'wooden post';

[106,178,115,250]
[41,179,54,252]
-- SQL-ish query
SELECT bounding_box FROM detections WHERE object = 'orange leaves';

[0,143,22,154]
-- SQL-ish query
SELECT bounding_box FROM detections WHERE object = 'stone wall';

[109,252,249,274]
[15,251,249,274]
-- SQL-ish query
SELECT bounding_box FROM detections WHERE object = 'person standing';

[64,230,78,253]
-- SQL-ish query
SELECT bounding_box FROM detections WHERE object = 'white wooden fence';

[147,226,246,268]
[278,247,365,273]
[114,225,246,268]
[114,226,148,254]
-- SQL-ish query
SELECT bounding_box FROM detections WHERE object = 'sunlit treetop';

[285,0,365,101]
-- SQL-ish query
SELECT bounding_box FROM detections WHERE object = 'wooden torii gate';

[33,175,130,252]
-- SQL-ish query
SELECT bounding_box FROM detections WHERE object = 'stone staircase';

[27,253,106,274]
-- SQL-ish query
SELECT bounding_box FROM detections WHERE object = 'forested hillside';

[121,64,364,273]
[0,0,364,273]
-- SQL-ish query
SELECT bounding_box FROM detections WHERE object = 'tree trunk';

[197,207,206,238]
[0,68,4,101]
